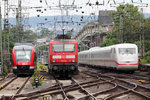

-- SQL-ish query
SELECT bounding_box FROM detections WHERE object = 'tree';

[66,29,74,38]
[23,30,37,42]
[101,31,118,47]
[101,4,144,46]
[10,27,38,43]
[110,4,143,43]
[0,28,15,73]
[100,4,150,62]
[39,28,54,39]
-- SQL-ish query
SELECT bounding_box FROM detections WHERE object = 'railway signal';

[34,78,39,88]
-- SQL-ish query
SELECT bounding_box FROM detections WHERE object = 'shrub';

[31,72,43,87]
[145,56,150,63]
[3,65,8,76]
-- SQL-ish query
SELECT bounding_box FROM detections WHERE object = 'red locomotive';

[12,43,37,75]
[48,38,78,77]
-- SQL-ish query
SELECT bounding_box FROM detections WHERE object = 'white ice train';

[78,43,139,73]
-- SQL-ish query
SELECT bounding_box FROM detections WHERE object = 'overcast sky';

[1,0,150,17]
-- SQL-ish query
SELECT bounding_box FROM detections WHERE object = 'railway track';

[0,76,31,99]
[106,72,150,83]
[0,74,15,83]
[82,70,150,100]
[9,67,150,100]
[15,74,106,100]
[81,65,150,83]
[12,77,31,99]
[0,76,18,91]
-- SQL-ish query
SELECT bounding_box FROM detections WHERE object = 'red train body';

[48,39,78,77]
[12,43,37,75]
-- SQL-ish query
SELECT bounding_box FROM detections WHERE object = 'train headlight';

[72,60,75,62]
[66,55,75,58]
[52,55,61,59]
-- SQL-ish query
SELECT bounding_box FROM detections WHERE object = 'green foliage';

[140,51,150,63]
[145,51,150,57]
[110,4,143,43]
[36,45,48,54]
[100,31,119,47]
[101,38,118,47]
[37,62,48,71]
[0,29,14,68]
[143,40,150,52]
[23,30,37,42]
[144,18,150,40]
[143,51,150,63]
[140,58,148,64]
[101,3,150,55]
[32,73,43,87]
[145,56,150,63]
[10,27,37,43]
[3,65,8,76]
[39,28,54,38]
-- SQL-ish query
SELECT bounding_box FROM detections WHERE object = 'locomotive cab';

[12,43,37,75]
[115,44,138,71]
[49,40,78,77]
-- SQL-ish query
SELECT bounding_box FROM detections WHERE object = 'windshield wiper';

[23,47,26,55]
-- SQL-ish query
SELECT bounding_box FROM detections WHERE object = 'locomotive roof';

[89,47,101,51]
[50,39,77,43]
[112,43,137,48]
[14,45,33,50]
[15,43,33,46]
[79,43,137,53]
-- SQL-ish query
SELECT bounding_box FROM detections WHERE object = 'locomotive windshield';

[119,48,136,54]
[53,43,75,52]
[15,50,31,62]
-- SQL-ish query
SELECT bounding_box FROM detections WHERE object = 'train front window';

[53,43,75,52]
[119,48,136,54]
[53,44,63,52]
[16,50,31,62]
[64,44,75,51]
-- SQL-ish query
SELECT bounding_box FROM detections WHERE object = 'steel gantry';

[3,0,10,69]
[0,0,2,74]
[75,22,108,50]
